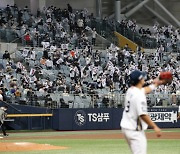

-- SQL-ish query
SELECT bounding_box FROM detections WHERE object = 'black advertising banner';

[53,108,180,130]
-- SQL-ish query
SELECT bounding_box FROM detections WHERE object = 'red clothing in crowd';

[70,51,75,57]
[24,34,31,41]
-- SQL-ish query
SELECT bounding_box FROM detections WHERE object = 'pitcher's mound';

[0,142,68,152]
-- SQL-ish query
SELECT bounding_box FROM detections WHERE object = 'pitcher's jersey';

[120,87,148,130]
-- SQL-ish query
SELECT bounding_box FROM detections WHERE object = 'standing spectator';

[67,4,73,13]
[92,28,97,46]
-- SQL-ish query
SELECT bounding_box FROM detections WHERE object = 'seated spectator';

[4,89,12,103]
[102,95,109,108]
[45,94,52,107]
[40,57,46,65]
[3,51,11,59]
[6,64,12,72]
[15,88,21,98]
[60,98,69,108]
[45,58,53,69]
[14,88,22,102]
[24,32,32,46]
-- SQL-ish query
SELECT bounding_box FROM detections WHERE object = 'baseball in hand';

[159,72,173,84]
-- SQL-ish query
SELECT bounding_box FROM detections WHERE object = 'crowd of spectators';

[118,19,180,52]
[0,43,179,108]
[0,4,179,108]
[1,4,179,52]
[0,4,94,48]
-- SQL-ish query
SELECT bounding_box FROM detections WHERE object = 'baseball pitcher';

[120,70,167,154]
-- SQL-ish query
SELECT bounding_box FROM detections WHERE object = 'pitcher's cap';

[130,70,146,85]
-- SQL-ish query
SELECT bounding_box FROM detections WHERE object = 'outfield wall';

[0,102,52,130]
[0,102,179,130]
[53,108,180,130]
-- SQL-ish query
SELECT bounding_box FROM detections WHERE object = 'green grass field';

[0,129,180,154]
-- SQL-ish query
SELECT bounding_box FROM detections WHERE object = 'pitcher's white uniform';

[120,86,148,154]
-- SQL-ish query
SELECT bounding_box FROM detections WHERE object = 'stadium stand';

[0,4,179,109]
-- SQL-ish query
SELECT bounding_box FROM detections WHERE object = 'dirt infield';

[1,131,180,140]
[0,142,68,152]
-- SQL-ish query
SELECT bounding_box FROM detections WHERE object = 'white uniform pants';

[122,128,147,154]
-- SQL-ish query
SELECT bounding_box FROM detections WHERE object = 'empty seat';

[62,93,70,104]
[73,102,79,108]
[74,96,82,104]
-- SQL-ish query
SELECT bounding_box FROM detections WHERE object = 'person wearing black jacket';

[3,51,11,60]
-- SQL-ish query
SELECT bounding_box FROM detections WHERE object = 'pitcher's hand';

[154,126,162,137]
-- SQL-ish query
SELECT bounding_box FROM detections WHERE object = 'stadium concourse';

[0,4,179,109]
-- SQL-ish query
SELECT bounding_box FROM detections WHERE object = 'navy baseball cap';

[129,70,146,85]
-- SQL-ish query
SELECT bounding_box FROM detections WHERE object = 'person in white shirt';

[70,65,75,80]
[120,70,166,154]
[30,49,36,60]
[77,19,84,34]
[22,48,29,58]
[77,19,84,28]
[92,28,97,46]
[0,90,3,101]
[86,56,91,65]
[45,58,53,70]
[39,87,46,96]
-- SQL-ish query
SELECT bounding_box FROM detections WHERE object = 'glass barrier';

[9,92,180,109]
